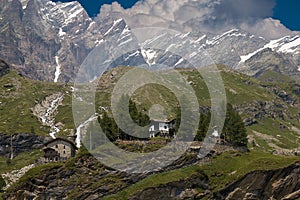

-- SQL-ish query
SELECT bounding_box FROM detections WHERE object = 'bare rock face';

[129,173,210,200]
[1,1,300,82]
[216,162,300,200]
[0,60,10,77]
[0,133,46,157]
[0,0,102,82]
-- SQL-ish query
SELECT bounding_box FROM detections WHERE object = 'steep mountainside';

[1,63,300,154]
[3,148,299,199]
[1,62,300,199]
[217,161,300,200]
[0,0,299,82]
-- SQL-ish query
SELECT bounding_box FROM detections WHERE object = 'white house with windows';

[149,119,176,138]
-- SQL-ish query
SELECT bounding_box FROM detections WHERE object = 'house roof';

[150,119,175,123]
[44,138,78,150]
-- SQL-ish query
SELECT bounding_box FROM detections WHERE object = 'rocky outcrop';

[3,151,213,199]
[216,161,300,200]
[241,48,299,79]
[0,133,46,157]
[129,173,210,200]
[0,60,10,77]
[236,100,288,122]
[3,153,146,199]
[2,164,36,190]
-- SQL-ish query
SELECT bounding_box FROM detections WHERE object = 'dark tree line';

[193,103,247,146]
[86,99,247,149]
[0,175,5,191]
[98,96,150,141]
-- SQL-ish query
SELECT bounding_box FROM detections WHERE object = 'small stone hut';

[42,138,77,162]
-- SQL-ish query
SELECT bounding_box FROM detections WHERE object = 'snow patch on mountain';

[65,6,84,25]
[141,47,157,66]
[104,18,123,36]
[20,0,29,9]
[278,36,300,53]
[58,28,66,37]
[125,50,140,61]
[194,34,207,43]
[206,29,245,46]
[240,35,300,63]
[174,58,184,66]
[118,38,133,47]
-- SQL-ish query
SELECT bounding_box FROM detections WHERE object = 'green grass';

[0,150,43,174]
[102,164,205,200]
[250,118,300,150]
[202,150,299,191]
[0,71,68,135]
[258,70,295,83]
[103,151,299,199]
[55,92,76,134]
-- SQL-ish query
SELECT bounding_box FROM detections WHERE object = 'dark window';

[55,145,58,148]
[164,126,167,129]
[63,150,66,154]
[63,145,65,149]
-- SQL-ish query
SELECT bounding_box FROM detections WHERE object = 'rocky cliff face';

[0,60,10,77]
[216,161,300,200]
[1,0,300,82]
[0,133,47,157]
[129,173,210,200]
[3,151,208,199]
[0,0,100,82]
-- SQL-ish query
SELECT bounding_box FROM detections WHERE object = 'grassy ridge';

[1,65,300,151]
[0,71,68,135]
[103,151,299,199]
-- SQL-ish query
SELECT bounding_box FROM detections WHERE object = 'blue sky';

[53,0,300,31]
[273,0,300,30]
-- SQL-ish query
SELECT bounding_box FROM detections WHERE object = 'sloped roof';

[150,119,175,123]
[44,138,78,150]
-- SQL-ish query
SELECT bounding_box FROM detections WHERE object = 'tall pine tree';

[223,104,247,146]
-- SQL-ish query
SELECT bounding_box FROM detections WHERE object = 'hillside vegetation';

[0,64,300,152]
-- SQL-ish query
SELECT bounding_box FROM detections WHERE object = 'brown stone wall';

[46,140,73,159]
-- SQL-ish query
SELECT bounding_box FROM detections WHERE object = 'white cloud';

[97,0,297,39]
[241,18,297,39]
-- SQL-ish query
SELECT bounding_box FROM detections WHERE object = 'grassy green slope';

[2,65,300,199]
[91,66,300,152]
[103,150,298,199]
[1,65,299,151]
[0,71,69,135]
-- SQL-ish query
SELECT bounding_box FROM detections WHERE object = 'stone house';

[42,138,77,162]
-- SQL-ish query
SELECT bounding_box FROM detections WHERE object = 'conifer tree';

[223,103,247,146]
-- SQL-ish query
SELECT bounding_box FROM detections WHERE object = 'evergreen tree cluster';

[86,99,247,149]
[192,103,247,146]
[0,175,6,191]
[96,97,150,143]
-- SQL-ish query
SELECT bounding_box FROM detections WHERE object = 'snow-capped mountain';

[238,35,300,77]
[0,0,299,82]
[240,35,300,63]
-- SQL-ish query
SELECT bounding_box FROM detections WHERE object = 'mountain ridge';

[0,0,300,82]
